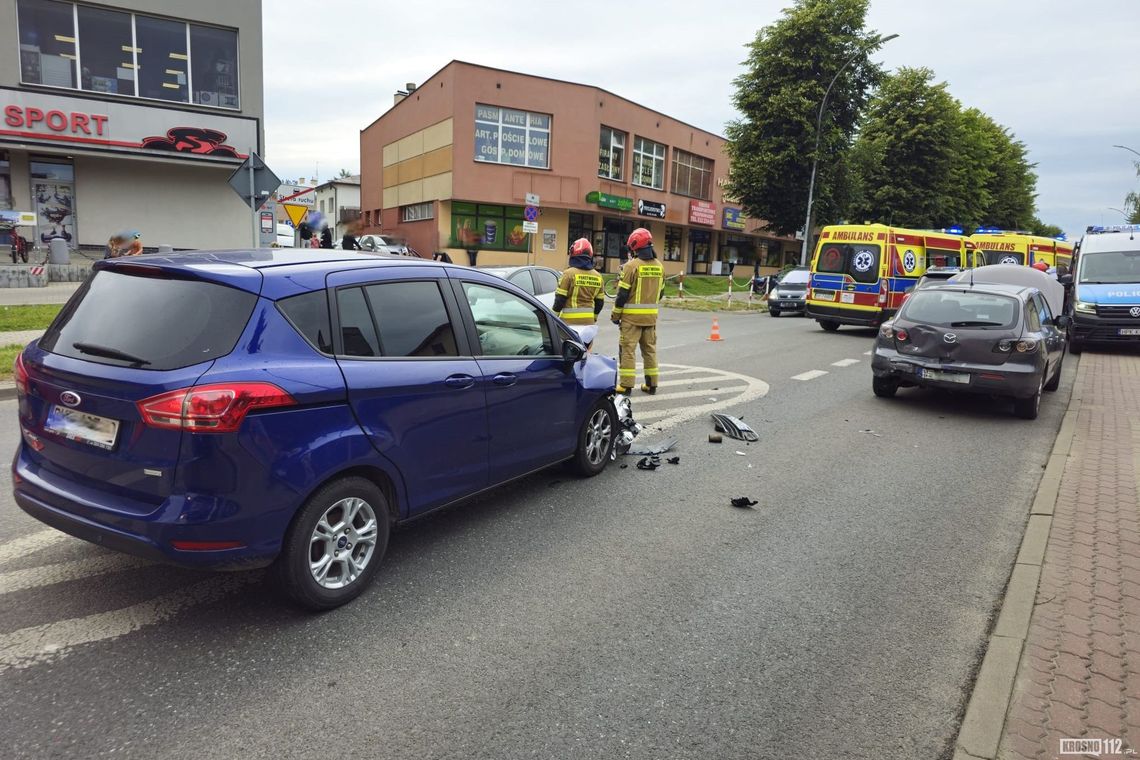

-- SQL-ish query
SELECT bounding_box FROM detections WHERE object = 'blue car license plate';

[45,405,120,450]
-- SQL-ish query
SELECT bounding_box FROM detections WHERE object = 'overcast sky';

[263,0,1139,238]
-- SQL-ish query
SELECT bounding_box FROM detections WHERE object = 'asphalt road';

[0,308,1075,759]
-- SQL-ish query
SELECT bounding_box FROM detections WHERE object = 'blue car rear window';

[40,270,257,370]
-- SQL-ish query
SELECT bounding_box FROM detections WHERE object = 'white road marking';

[630,363,769,433]
[864,350,873,355]
[0,574,258,672]
[791,370,829,381]
[831,359,861,367]
[634,386,749,404]
[0,553,153,595]
[655,375,729,388]
[0,530,72,566]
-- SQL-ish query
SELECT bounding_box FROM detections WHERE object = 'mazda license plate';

[920,369,969,384]
[45,405,119,450]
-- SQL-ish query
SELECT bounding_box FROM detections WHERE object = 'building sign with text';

[586,191,633,212]
[688,199,716,226]
[637,199,666,219]
[0,88,257,163]
[722,207,746,230]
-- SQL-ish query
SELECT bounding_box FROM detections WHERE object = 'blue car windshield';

[1079,250,1140,284]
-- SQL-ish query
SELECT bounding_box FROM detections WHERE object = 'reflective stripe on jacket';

[556,267,604,324]
[612,258,663,326]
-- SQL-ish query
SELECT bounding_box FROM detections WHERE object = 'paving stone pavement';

[999,353,1140,759]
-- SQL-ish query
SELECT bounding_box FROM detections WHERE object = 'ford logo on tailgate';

[59,391,81,407]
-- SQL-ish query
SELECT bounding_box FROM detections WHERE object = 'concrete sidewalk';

[996,353,1140,758]
[0,281,79,305]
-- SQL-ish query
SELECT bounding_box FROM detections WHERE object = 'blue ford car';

[13,251,636,609]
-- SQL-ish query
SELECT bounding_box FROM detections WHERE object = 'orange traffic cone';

[708,318,723,342]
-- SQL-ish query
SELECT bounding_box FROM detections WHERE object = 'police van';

[1066,224,1140,353]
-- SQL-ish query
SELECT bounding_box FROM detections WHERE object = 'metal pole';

[248,148,258,248]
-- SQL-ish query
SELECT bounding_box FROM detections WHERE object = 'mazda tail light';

[137,383,295,433]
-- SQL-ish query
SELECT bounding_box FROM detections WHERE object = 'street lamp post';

[799,33,899,267]
[1113,144,1140,160]
[1108,207,1130,220]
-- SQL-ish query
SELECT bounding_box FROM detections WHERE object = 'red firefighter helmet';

[626,227,653,252]
[1031,260,1049,272]
[570,238,593,257]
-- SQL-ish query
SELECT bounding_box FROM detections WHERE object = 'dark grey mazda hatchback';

[870,282,1069,419]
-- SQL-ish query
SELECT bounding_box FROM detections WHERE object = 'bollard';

[48,237,69,265]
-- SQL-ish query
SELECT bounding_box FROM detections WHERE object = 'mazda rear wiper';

[950,320,1003,327]
[72,342,151,366]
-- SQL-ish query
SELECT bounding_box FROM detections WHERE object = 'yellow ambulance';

[971,231,1074,272]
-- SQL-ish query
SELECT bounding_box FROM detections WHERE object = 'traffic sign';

[227,152,280,210]
[525,192,540,206]
[524,205,539,222]
[276,185,316,207]
[283,204,308,227]
[522,221,539,234]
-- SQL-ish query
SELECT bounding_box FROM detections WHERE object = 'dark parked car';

[13,251,637,609]
[767,266,810,317]
[870,282,1069,419]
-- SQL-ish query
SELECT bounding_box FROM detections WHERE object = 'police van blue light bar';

[944,226,965,235]
[1086,224,1140,234]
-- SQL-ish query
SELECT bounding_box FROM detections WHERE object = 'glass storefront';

[689,230,711,274]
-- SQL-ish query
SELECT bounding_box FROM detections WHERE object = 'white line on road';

[655,375,732,388]
[831,359,861,367]
[0,530,72,566]
[631,364,769,433]
[791,370,829,381]
[0,553,153,595]
[864,350,873,356]
[0,574,258,672]
[633,385,748,404]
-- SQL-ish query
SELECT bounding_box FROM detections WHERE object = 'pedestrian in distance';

[341,229,362,250]
[612,227,664,395]
[319,224,334,249]
[552,238,605,347]
[104,229,142,258]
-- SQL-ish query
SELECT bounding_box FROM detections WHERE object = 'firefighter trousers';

[618,321,658,389]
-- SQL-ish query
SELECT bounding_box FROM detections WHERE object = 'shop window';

[474,105,550,169]
[17,0,78,88]
[450,201,529,252]
[664,226,683,262]
[598,126,625,181]
[569,212,593,250]
[77,5,135,95]
[0,152,11,211]
[136,14,188,103]
[671,150,714,200]
[632,137,666,190]
[190,24,239,108]
[401,202,433,222]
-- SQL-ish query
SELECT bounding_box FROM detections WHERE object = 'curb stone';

[951,355,1083,760]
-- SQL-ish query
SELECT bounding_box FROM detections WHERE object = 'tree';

[337,168,354,179]
[1029,218,1064,238]
[978,120,1036,230]
[725,0,884,236]
[848,68,961,228]
[1124,160,1140,223]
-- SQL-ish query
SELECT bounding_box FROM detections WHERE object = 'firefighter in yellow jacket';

[552,238,605,332]
[612,227,664,394]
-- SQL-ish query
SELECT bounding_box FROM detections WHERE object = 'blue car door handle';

[444,374,476,389]
[492,373,517,387]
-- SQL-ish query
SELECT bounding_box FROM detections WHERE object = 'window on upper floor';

[598,126,626,181]
[670,149,714,200]
[16,0,240,109]
[632,137,666,190]
[473,104,550,169]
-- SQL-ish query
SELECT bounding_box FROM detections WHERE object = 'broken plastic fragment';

[730,497,758,509]
[627,437,678,456]
[666,456,680,465]
[711,413,759,442]
[636,456,661,471]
